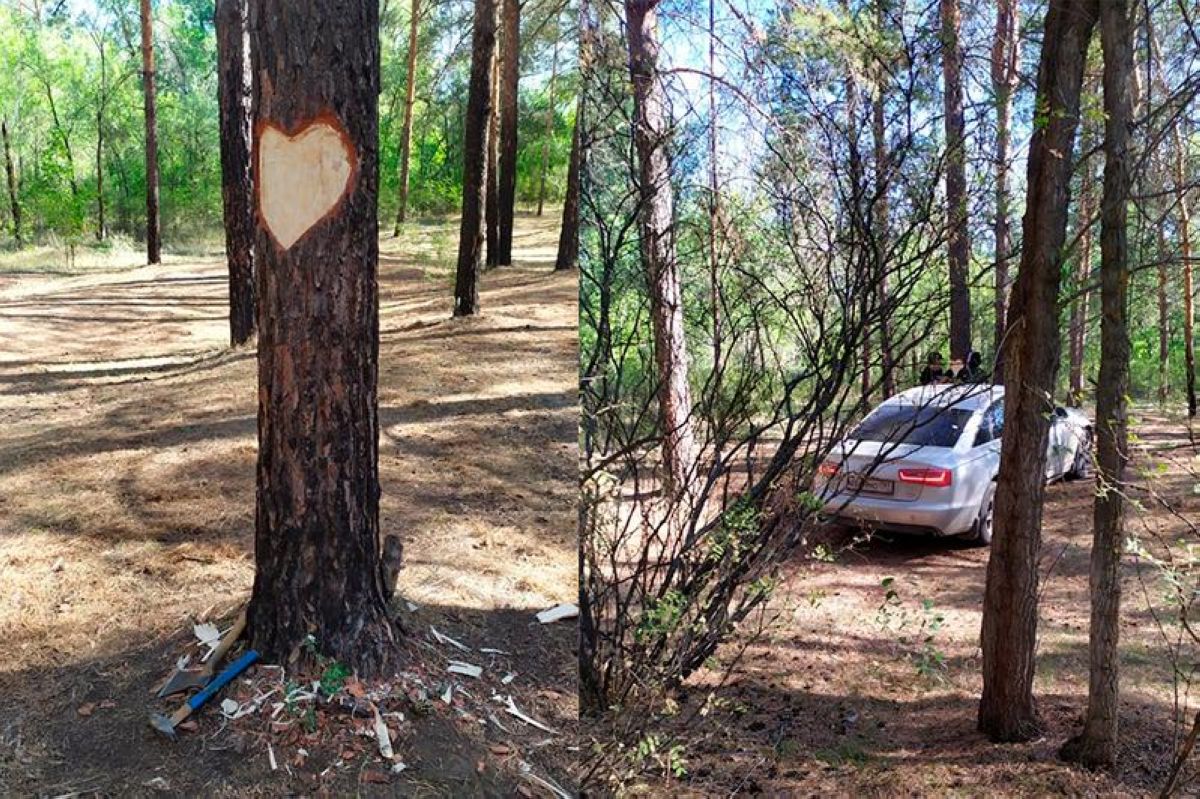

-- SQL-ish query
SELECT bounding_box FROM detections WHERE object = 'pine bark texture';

[627,0,697,501]
[216,0,256,346]
[454,0,498,316]
[1,119,20,246]
[1068,150,1095,405]
[393,0,420,233]
[991,0,1019,361]
[979,0,1097,743]
[1061,0,1132,768]
[486,50,500,268]
[246,0,397,675]
[497,0,519,263]
[139,0,161,264]
[940,0,970,361]
[555,109,579,271]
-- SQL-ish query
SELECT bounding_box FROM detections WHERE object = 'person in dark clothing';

[956,350,988,383]
[919,352,947,385]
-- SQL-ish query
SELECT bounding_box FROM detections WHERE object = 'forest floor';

[0,215,579,797]
[641,411,1200,796]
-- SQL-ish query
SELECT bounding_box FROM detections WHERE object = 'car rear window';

[850,406,974,447]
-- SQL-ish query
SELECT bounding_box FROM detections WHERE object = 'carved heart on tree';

[258,117,356,250]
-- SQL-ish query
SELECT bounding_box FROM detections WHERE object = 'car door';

[975,399,1004,477]
[1045,407,1070,478]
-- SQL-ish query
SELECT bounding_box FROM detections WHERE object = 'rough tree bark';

[496,0,519,264]
[246,0,398,674]
[1068,150,1096,406]
[627,0,697,502]
[979,0,1097,743]
[1158,226,1170,405]
[1060,0,1132,768]
[2,119,21,246]
[991,0,1019,362]
[554,109,579,271]
[140,0,161,264]
[941,0,970,361]
[453,0,499,316]
[393,0,420,235]
[486,49,501,267]
[216,0,256,346]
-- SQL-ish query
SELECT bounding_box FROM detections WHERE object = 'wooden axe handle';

[201,606,248,676]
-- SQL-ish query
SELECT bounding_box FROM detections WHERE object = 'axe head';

[156,667,209,698]
[148,713,177,740]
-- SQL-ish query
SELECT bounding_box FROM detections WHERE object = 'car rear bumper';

[819,492,978,536]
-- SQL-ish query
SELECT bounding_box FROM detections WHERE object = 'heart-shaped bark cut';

[258,118,356,250]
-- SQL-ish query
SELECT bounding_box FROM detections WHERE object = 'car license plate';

[845,474,893,495]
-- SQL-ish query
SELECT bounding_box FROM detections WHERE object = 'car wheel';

[1068,429,1094,480]
[969,484,996,546]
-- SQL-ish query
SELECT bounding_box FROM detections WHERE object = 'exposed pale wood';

[257,121,355,251]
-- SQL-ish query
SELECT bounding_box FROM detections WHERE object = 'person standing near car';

[920,352,948,385]
[956,350,989,383]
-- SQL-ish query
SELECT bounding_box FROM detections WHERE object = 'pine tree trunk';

[246,0,397,674]
[627,0,697,502]
[454,0,499,316]
[1060,0,1132,767]
[979,0,1096,743]
[485,51,500,268]
[1170,94,1196,417]
[216,0,256,346]
[873,0,894,396]
[1,119,19,247]
[536,31,559,218]
[991,0,1019,363]
[554,110,579,271]
[393,0,420,234]
[140,0,161,264]
[941,0,970,362]
[1068,151,1095,405]
[95,107,105,241]
[1157,231,1170,405]
[497,0,519,264]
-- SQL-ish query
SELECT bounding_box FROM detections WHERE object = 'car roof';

[881,383,1003,412]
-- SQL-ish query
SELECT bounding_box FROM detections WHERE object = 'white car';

[815,384,1093,544]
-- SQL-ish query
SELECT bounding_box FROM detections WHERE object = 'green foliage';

[0,0,576,247]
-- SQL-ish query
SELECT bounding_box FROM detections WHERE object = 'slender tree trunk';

[95,108,105,241]
[1180,172,1197,418]
[1068,155,1095,406]
[554,108,579,271]
[393,0,420,234]
[42,83,79,198]
[536,29,559,217]
[1,119,20,246]
[454,0,498,316]
[979,0,1097,743]
[247,0,397,674]
[991,0,1019,364]
[95,36,107,242]
[941,0,970,361]
[873,0,894,396]
[486,50,500,267]
[1157,227,1170,405]
[496,0,519,264]
[708,0,721,377]
[216,0,256,346]
[140,0,161,264]
[626,0,697,502]
[1060,0,1132,767]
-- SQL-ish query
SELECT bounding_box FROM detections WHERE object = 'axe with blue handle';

[149,650,259,739]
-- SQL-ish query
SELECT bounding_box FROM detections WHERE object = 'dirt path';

[657,413,1199,796]
[0,215,578,796]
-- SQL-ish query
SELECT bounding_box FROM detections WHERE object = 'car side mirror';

[1054,406,1067,418]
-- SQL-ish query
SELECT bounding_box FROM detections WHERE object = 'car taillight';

[817,461,840,477]
[898,467,952,487]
